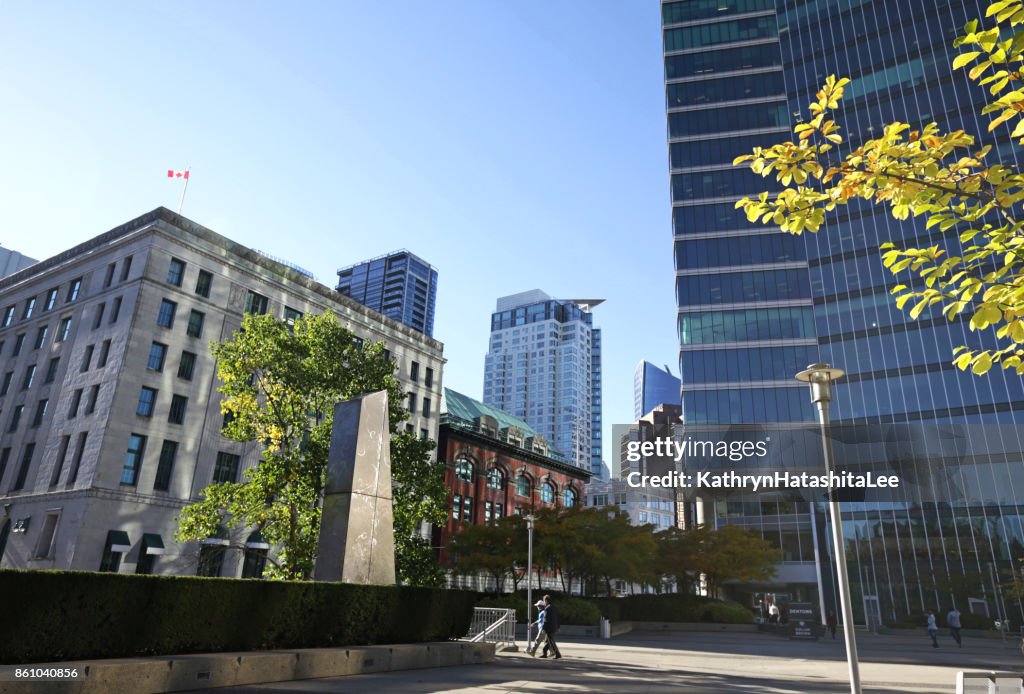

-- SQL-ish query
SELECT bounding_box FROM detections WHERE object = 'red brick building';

[436,388,591,566]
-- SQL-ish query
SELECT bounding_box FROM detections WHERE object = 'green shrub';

[959,612,993,630]
[0,570,476,664]
[476,594,601,626]
[590,594,751,624]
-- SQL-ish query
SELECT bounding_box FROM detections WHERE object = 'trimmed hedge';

[591,594,753,624]
[476,594,602,626]
[0,570,476,665]
[886,610,993,630]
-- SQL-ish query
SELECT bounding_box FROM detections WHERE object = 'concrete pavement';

[199,630,1024,693]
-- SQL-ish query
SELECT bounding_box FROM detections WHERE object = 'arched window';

[455,458,474,483]
[486,467,504,490]
[515,475,531,498]
[563,487,577,508]
[541,481,555,504]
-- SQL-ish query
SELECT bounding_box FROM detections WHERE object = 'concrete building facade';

[0,247,36,279]
[0,208,444,578]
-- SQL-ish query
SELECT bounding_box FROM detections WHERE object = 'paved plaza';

[202,630,1024,693]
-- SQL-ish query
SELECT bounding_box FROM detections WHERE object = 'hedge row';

[476,594,603,626]
[590,594,753,624]
[886,610,993,630]
[0,570,476,665]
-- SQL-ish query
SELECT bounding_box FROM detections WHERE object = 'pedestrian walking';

[539,595,562,659]
[527,601,547,657]
[927,609,939,648]
[947,607,962,648]
[769,603,780,624]
[826,610,837,640]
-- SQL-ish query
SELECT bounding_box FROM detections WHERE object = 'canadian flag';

[167,169,190,180]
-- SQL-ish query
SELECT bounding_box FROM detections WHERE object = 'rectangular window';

[120,256,133,282]
[195,269,212,298]
[93,303,106,329]
[12,442,35,491]
[245,291,269,315]
[43,288,58,312]
[44,357,59,384]
[178,351,196,380]
[68,388,83,418]
[33,325,48,350]
[242,547,268,579]
[57,317,72,342]
[212,452,240,484]
[425,367,434,388]
[85,384,99,415]
[168,394,187,425]
[97,340,111,368]
[147,342,167,371]
[1,305,13,327]
[420,428,428,440]
[66,278,82,303]
[31,399,48,427]
[67,432,87,485]
[136,387,157,417]
[196,545,223,577]
[8,405,24,432]
[0,448,9,487]
[13,333,25,356]
[167,258,186,286]
[452,494,462,521]
[407,392,417,415]
[462,495,473,522]
[21,365,36,390]
[410,361,420,382]
[51,435,71,486]
[0,371,10,396]
[186,310,205,337]
[109,296,122,324]
[154,440,177,491]
[284,306,303,324]
[22,297,36,320]
[422,397,431,418]
[34,512,60,559]
[80,345,94,372]
[104,263,116,288]
[121,434,146,485]
[157,299,177,328]
[98,532,125,573]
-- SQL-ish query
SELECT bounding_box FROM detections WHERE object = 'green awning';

[142,533,165,555]
[107,530,131,553]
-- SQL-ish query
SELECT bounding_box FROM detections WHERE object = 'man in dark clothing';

[540,595,562,659]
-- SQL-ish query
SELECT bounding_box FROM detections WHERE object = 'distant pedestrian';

[527,601,547,657]
[769,603,780,624]
[826,610,837,640]
[947,607,962,648]
[927,610,939,648]
[540,595,562,659]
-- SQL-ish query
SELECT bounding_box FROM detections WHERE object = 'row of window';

[157,299,205,337]
[451,460,579,506]
[665,42,782,81]
[662,0,774,25]
[147,342,197,380]
[684,386,815,424]
[120,432,241,489]
[675,233,807,270]
[1,315,76,360]
[681,345,822,385]
[679,306,816,345]
[677,268,812,306]
[669,131,785,171]
[1,278,82,329]
[166,257,213,299]
[135,387,189,424]
[664,15,777,53]
[406,392,432,418]
[669,101,789,139]
[671,167,782,203]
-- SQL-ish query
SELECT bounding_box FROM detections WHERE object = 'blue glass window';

[664,16,777,52]
[669,102,789,138]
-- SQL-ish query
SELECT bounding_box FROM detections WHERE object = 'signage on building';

[787,602,818,640]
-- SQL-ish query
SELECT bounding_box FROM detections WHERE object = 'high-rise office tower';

[664,0,1024,623]
[336,250,438,337]
[633,361,682,420]
[0,247,36,279]
[483,290,603,476]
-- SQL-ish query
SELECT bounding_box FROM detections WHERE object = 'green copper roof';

[443,388,542,440]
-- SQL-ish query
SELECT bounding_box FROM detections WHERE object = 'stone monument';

[313,390,396,584]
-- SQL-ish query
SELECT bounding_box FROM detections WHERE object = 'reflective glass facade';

[336,250,438,336]
[633,361,682,420]
[664,0,1024,623]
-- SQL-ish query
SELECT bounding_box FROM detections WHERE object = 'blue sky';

[0,1,677,465]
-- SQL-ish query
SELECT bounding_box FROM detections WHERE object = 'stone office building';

[0,207,444,578]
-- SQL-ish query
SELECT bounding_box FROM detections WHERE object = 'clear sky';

[0,1,678,467]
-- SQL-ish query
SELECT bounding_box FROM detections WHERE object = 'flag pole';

[177,166,191,214]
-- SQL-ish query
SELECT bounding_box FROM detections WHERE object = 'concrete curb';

[0,642,495,694]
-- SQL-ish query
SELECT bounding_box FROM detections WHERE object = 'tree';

[686,525,780,599]
[448,517,525,592]
[733,0,1024,376]
[175,312,446,583]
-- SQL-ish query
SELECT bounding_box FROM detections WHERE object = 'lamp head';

[795,363,845,405]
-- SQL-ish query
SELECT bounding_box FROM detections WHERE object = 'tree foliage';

[682,525,780,599]
[733,0,1024,376]
[175,312,446,583]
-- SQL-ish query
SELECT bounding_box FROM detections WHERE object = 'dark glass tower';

[336,250,438,336]
[665,0,1024,623]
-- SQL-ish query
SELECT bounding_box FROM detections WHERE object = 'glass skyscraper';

[483,290,604,477]
[634,360,682,420]
[336,250,438,336]
[665,0,1024,623]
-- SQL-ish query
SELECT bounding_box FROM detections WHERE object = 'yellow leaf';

[972,353,994,375]
[953,51,982,69]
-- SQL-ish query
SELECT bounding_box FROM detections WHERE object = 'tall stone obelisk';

[313,390,396,584]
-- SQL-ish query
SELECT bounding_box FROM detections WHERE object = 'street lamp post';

[795,363,861,694]
[525,513,536,649]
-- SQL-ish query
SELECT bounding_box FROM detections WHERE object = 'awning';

[107,529,131,553]
[142,533,165,555]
